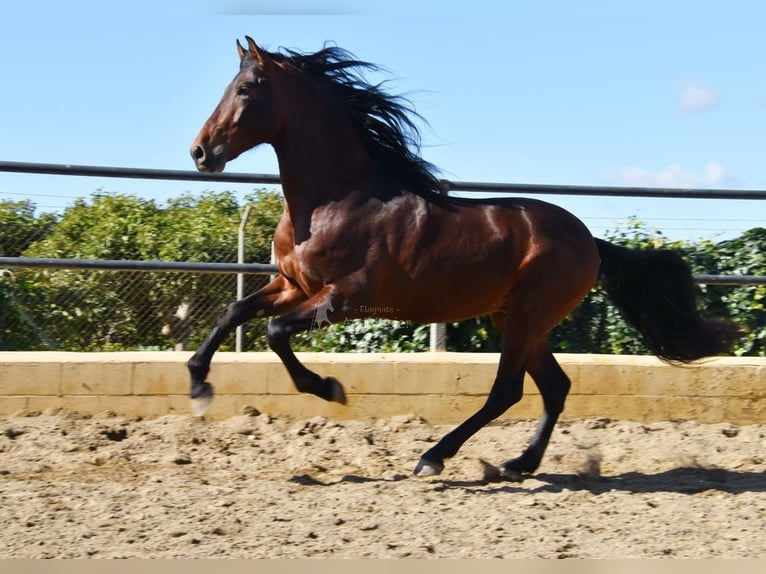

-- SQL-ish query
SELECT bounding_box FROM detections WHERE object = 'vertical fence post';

[430,322,447,352]
[235,205,254,353]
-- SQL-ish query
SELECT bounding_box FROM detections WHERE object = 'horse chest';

[275,232,367,295]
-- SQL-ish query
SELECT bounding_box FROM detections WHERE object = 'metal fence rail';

[0,256,278,276]
[2,160,765,353]
[2,159,766,199]
[0,257,763,285]
[2,159,765,286]
[693,274,766,285]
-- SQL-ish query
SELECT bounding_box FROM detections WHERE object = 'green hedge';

[1,195,763,355]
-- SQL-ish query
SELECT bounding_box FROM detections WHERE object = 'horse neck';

[270,76,373,217]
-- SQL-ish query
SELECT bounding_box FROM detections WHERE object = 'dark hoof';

[495,454,540,481]
[480,459,524,483]
[326,377,347,405]
[190,381,214,417]
[413,456,444,477]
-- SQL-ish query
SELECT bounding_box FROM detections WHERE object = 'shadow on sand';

[433,466,766,495]
[289,465,766,496]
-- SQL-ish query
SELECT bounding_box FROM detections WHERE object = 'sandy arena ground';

[1,407,765,558]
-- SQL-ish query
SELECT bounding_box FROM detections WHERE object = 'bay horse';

[188,37,739,478]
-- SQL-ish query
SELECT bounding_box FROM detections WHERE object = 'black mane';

[272,46,441,194]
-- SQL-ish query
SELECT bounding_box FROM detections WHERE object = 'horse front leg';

[266,287,347,404]
[188,276,306,415]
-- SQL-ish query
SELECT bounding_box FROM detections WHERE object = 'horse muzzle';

[190,141,228,173]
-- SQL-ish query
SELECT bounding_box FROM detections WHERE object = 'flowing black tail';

[595,238,740,362]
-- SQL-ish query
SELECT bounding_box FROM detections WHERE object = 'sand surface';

[1,407,764,558]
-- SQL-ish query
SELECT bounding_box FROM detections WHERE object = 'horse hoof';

[190,381,214,417]
[413,457,444,477]
[499,467,524,482]
[479,458,503,482]
[191,395,213,417]
[499,454,539,479]
[327,377,347,405]
[480,459,525,483]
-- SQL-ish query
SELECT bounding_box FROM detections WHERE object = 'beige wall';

[0,352,764,424]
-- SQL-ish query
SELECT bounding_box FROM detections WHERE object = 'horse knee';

[266,319,279,348]
[224,299,247,322]
[267,318,288,351]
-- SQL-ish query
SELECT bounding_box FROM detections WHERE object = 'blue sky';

[0,0,764,240]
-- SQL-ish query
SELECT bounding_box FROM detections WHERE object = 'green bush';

[549,221,765,357]
[1,193,763,356]
[1,190,282,351]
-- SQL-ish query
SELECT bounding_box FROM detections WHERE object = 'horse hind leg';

[413,310,531,476]
[486,236,596,479]
[495,340,571,479]
[425,274,582,480]
[414,356,526,476]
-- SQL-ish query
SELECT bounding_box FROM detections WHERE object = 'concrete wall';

[0,352,764,424]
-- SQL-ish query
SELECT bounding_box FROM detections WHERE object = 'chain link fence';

[0,266,271,352]
[0,189,279,352]
[2,162,765,354]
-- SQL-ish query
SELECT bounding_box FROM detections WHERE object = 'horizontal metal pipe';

[0,257,278,275]
[441,180,766,200]
[0,160,281,185]
[2,160,765,200]
[1,257,763,286]
[693,274,766,285]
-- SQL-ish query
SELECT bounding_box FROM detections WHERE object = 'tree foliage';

[0,193,763,356]
[1,190,282,351]
[0,199,58,257]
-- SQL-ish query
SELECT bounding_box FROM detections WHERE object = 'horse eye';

[236,84,251,97]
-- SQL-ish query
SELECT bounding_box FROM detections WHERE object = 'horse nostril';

[191,145,206,162]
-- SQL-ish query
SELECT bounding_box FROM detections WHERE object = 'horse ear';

[236,39,247,60]
[245,35,266,67]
